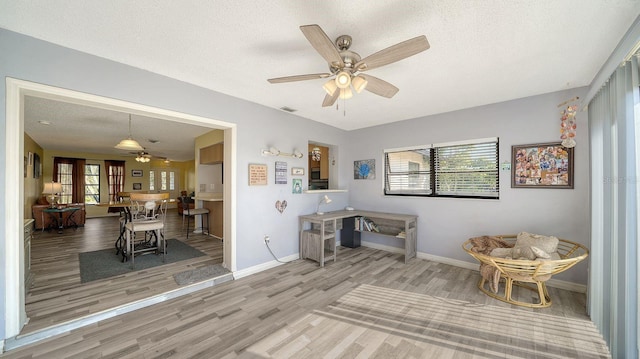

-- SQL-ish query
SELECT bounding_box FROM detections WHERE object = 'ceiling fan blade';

[355,35,429,72]
[322,90,340,107]
[268,73,331,84]
[300,24,345,68]
[360,75,399,98]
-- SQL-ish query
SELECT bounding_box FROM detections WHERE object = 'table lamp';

[316,195,332,215]
[42,182,63,208]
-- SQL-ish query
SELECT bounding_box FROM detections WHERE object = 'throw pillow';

[490,246,551,260]
[515,232,559,254]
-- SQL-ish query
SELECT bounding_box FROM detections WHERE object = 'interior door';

[150,167,180,204]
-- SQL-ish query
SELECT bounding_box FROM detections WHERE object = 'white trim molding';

[233,254,300,279]
[3,77,238,339]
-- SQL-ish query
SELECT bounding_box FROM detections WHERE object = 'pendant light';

[115,114,144,151]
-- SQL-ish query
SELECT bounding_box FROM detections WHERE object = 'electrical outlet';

[264,235,270,243]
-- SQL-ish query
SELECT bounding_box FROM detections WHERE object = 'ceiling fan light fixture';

[322,79,338,96]
[339,87,353,100]
[335,71,351,89]
[352,75,368,93]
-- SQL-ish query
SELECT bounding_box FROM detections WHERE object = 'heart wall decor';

[275,200,287,214]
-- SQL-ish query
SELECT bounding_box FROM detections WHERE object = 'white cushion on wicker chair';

[490,245,551,260]
[515,232,559,254]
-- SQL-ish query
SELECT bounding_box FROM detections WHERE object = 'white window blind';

[384,138,499,199]
[385,149,431,195]
[434,140,499,197]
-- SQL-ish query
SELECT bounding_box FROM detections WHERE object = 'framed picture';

[131,169,143,177]
[292,178,302,194]
[275,161,287,184]
[249,163,268,186]
[33,153,40,179]
[511,142,574,189]
[133,183,142,190]
[291,167,305,176]
[354,159,375,180]
[24,156,27,178]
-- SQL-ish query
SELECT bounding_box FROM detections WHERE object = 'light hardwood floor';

[23,210,223,334]
[2,218,610,358]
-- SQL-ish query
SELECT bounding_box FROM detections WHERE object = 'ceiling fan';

[129,149,166,163]
[268,24,430,107]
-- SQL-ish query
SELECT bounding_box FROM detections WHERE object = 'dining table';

[95,201,133,260]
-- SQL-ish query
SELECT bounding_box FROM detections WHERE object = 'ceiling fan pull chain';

[343,97,346,116]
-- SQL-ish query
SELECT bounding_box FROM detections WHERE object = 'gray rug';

[79,239,206,283]
[173,264,231,285]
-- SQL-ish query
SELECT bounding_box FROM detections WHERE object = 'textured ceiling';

[23,96,217,162]
[2,1,640,154]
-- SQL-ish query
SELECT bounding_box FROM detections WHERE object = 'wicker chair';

[462,234,588,308]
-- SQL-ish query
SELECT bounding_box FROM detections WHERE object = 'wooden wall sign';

[249,163,268,185]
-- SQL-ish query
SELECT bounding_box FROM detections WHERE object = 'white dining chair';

[124,192,169,269]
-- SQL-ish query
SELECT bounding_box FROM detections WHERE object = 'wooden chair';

[462,235,588,308]
[124,193,169,269]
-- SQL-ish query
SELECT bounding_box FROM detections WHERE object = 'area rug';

[173,264,231,286]
[79,239,206,283]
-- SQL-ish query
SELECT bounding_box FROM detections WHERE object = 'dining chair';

[181,196,209,239]
[124,192,169,269]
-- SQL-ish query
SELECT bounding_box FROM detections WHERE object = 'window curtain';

[52,157,86,203]
[105,160,125,202]
[588,55,639,358]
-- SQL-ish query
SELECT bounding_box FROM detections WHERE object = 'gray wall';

[0,29,349,339]
[345,88,590,284]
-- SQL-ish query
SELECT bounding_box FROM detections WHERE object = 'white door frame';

[3,77,237,338]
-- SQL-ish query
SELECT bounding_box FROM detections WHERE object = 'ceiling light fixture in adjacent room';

[311,147,321,161]
[115,114,144,151]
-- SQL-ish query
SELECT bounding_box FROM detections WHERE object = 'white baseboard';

[233,253,299,280]
[233,243,586,294]
[417,251,587,293]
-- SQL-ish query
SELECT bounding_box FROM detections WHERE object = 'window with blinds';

[385,148,431,195]
[385,138,499,199]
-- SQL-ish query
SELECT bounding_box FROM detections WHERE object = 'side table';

[42,207,80,234]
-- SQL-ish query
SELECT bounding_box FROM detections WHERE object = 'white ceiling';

[3,1,640,157]
[23,96,216,162]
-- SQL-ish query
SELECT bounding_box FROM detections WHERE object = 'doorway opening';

[4,78,237,339]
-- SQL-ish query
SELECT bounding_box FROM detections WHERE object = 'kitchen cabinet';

[319,146,329,179]
[202,200,223,238]
[200,143,224,164]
